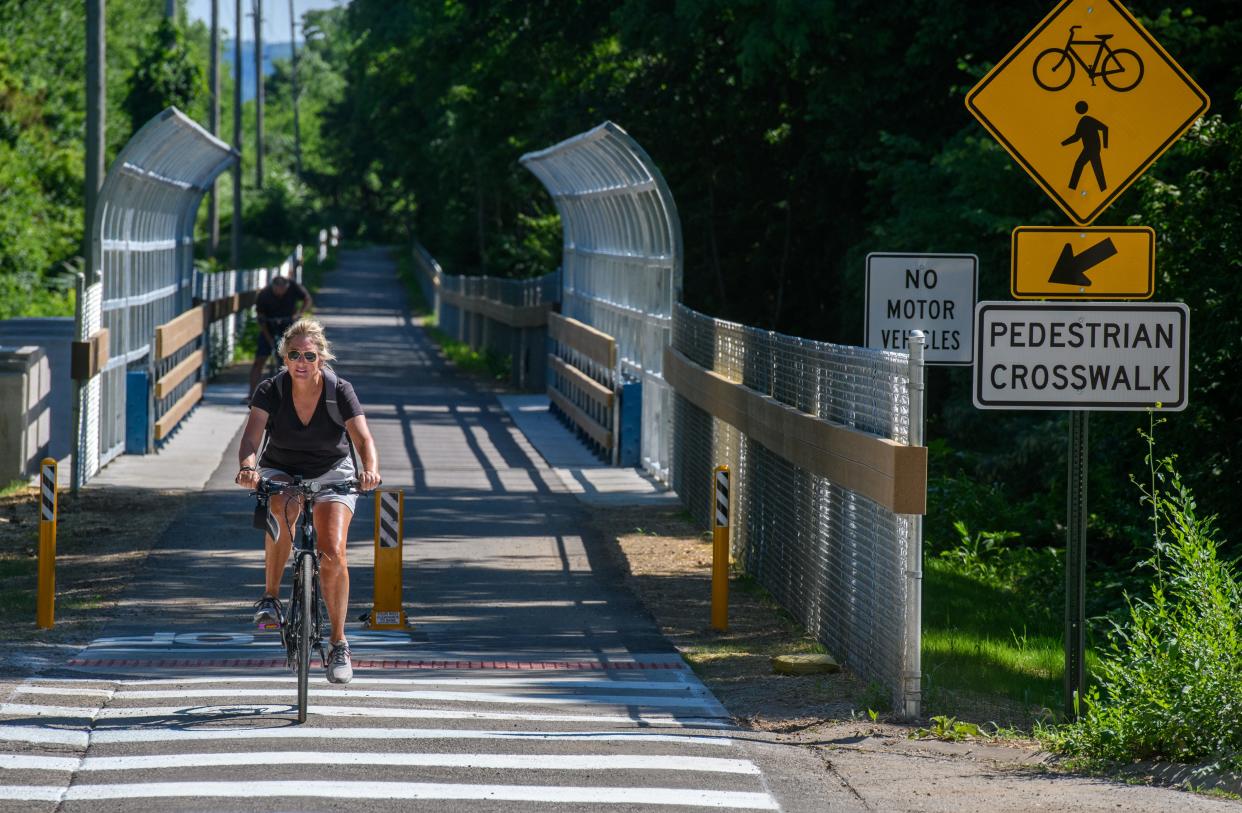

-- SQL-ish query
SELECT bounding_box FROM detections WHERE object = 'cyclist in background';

[248,275,314,400]
[235,319,381,684]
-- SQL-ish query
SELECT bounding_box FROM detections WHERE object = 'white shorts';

[260,456,358,513]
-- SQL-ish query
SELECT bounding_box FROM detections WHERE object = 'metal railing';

[520,122,682,481]
[73,107,237,488]
[411,243,558,390]
[669,304,926,715]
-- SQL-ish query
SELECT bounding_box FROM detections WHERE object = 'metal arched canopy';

[519,121,684,373]
[75,106,237,487]
[520,121,684,480]
[89,106,238,287]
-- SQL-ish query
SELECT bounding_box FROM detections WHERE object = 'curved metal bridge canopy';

[74,107,237,487]
[520,121,683,477]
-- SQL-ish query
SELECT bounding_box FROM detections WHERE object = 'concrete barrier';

[0,346,52,483]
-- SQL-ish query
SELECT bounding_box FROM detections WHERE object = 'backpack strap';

[322,367,345,429]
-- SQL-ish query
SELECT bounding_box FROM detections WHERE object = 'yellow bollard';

[711,465,730,631]
[37,458,57,629]
[369,488,409,629]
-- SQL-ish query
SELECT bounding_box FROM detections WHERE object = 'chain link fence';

[671,304,925,715]
[411,243,558,390]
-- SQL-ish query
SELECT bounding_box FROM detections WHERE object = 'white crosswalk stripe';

[0,659,781,811]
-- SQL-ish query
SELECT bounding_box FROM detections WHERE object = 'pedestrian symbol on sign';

[1062,101,1108,191]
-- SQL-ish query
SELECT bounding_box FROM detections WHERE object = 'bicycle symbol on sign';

[1033,26,1145,92]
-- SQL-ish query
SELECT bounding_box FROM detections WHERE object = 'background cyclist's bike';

[253,477,371,723]
[1033,26,1144,92]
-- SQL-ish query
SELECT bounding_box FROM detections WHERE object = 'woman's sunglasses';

[286,350,318,362]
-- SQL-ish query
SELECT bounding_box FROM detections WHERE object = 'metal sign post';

[1066,411,1089,715]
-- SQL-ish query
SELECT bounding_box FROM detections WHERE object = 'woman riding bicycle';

[234,318,381,684]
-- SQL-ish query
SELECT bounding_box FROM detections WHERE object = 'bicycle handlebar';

[251,476,381,498]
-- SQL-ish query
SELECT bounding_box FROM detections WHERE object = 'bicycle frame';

[1060,26,1121,78]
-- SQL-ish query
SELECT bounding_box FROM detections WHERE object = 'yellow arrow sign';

[1011,226,1153,300]
[967,0,1208,225]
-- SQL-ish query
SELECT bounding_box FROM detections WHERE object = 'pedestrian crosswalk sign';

[966,0,1208,225]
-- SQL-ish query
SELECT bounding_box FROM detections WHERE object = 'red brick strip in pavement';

[66,657,687,670]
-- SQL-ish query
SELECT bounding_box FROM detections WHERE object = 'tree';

[124,18,203,133]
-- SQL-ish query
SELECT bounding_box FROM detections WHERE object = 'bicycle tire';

[1032,48,1074,91]
[1101,48,1143,92]
[296,554,313,723]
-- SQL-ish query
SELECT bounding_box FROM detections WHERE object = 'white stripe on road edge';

[71,751,759,775]
[0,727,88,748]
[0,755,77,772]
[88,726,734,746]
[1,703,730,728]
[16,687,113,698]
[97,688,718,710]
[0,781,779,808]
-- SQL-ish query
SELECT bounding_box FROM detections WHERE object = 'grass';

[922,555,1100,721]
[0,480,30,498]
[425,326,512,382]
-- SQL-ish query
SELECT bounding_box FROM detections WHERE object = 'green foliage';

[911,715,982,742]
[1049,423,1242,766]
[123,18,203,131]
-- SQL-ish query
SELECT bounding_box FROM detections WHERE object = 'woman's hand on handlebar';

[236,467,260,490]
[358,470,382,492]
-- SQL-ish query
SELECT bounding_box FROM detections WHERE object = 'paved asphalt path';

[0,249,848,811]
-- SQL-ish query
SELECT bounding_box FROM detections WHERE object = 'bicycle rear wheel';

[296,554,313,723]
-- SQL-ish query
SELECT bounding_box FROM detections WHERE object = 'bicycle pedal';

[257,621,280,631]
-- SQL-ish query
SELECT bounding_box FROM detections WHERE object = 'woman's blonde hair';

[276,318,336,366]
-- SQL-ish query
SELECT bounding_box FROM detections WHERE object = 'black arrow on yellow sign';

[1048,237,1119,286]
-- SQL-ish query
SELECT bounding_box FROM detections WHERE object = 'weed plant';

[1047,418,1242,767]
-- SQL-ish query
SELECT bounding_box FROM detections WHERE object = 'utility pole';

[253,0,264,189]
[231,0,243,271]
[288,0,302,177]
[84,0,105,274]
[77,0,105,496]
[164,0,175,18]
[208,0,221,255]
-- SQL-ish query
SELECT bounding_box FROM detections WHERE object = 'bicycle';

[252,476,374,723]
[259,315,296,378]
[1033,25,1144,92]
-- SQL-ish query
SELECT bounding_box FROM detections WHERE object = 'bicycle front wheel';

[296,554,313,723]
[1033,48,1074,91]
[1102,48,1143,92]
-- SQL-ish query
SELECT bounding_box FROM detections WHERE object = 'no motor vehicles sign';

[973,301,1189,410]
[865,253,977,365]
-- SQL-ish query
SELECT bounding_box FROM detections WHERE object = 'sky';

[185,0,345,43]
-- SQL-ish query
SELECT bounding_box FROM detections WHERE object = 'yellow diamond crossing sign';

[966,0,1208,225]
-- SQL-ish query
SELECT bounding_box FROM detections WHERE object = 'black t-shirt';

[250,372,364,478]
[255,283,307,321]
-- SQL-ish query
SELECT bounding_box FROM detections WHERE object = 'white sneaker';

[326,640,353,684]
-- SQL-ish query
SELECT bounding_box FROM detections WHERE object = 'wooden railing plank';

[664,346,927,514]
[547,386,612,449]
[547,354,613,408]
[548,312,616,369]
[154,306,206,361]
[154,381,204,440]
[154,349,204,399]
